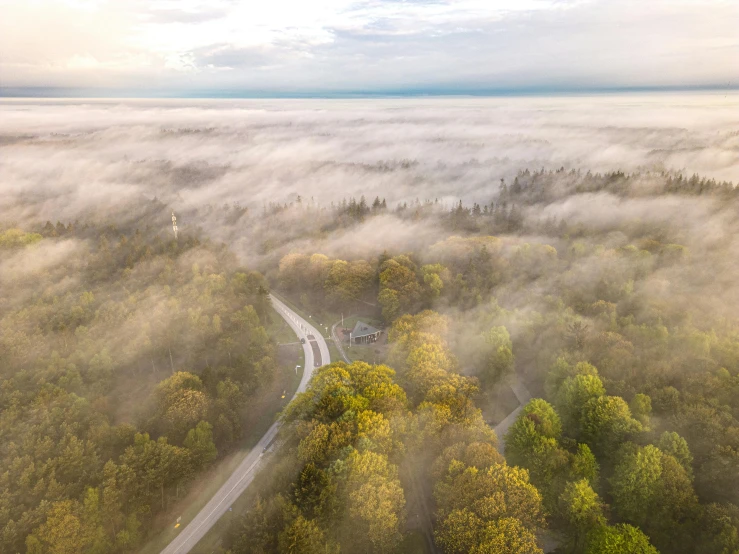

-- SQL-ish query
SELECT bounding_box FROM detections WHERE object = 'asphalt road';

[159,294,330,554]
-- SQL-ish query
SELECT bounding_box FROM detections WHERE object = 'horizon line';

[1,83,737,100]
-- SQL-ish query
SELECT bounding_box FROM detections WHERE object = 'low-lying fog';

[2,93,737,221]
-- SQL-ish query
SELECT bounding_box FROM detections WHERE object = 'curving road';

[160,294,330,554]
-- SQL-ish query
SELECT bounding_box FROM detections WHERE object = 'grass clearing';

[327,339,345,363]
[266,308,299,344]
[345,341,388,365]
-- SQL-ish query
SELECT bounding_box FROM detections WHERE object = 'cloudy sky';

[1,0,737,95]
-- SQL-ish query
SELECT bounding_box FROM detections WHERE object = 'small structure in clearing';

[349,320,382,344]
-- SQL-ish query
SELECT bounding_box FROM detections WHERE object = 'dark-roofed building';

[349,320,382,344]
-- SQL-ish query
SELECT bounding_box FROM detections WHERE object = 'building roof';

[350,320,381,338]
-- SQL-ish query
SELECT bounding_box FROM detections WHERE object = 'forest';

[4,163,739,553]
[3,109,739,554]
[219,168,739,554]
[0,209,278,553]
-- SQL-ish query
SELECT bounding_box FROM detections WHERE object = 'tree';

[184,421,218,469]
[378,257,421,322]
[505,399,570,508]
[278,253,311,291]
[31,500,83,554]
[584,524,659,554]
[657,431,693,479]
[344,450,406,553]
[435,460,546,554]
[406,342,452,400]
[555,373,606,437]
[294,463,330,518]
[647,454,699,552]
[610,444,663,526]
[422,264,446,301]
[570,443,599,485]
[559,480,605,551]
[278,515,331,554]
[545,360,599,400]
[518,398,562,439]
[630,394,652,428]
[482,326,514,384]
[0,228,43,248]
[324,259,373,307]
[580,396,641,455]
[610,444,698,551]
[81,488,110,554]
[356,410,393,453]
[378,288,401,323]
[435,461,545,533]
[119,433,192,511]
[153,372,210,440]
[697,503,739,554]
[436,508,484,554]
[101,461,124,539]
[568,321,589,351]
[473,517,543,554]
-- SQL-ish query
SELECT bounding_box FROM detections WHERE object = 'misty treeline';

[0,209,281,554]
[194,167,737,265]
[220,168,739,554]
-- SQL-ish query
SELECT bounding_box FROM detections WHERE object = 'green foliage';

[0,228,43,248]
[584,524,659,554]
[184,421,218,469]
[471,517,542,554]
[580,396,642,455]
[657,431,693,479]
[378,256,422,321]
[153,372,210,439]
[630,394,652,428]
[555,373,606,436]
[238,362,408,553]
[610,444,699,552]
[0,226,276,553]
[505,399,602,513]
[434,460,545,554]
[11,164,739,554]
[610,445,664,526]
[559,479,606,550]
[570,443,599,485]
[422,263,447,300]
[482,326,514,384]
[277,515,333,554]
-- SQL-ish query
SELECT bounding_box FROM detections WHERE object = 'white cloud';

[0,0,736,92]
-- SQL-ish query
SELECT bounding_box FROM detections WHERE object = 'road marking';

[160,296,330,554]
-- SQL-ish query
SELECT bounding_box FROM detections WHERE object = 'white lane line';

[164,296,330,553]
[169,446,263,552]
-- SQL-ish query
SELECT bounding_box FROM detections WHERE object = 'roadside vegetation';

[0,217,280,554]
[224,170,739,553]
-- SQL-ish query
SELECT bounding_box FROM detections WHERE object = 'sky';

[0,0,737,96]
